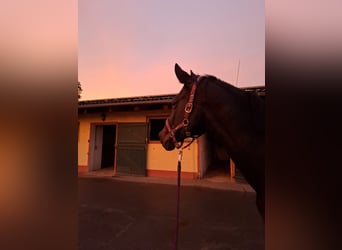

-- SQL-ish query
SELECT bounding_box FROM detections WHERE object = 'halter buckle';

[184,103,193,113]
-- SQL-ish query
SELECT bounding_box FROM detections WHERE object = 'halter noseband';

[165,76,200,149]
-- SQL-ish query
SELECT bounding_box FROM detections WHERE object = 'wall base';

[147,169,198,179]
[78,165,88,173]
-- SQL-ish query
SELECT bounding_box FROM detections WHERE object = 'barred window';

[149,118,166,141]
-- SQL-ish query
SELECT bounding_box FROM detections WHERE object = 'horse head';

[159,63,206,150]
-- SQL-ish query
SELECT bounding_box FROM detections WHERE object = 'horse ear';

[175,63,192,85]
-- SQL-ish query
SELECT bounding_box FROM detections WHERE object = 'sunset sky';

[78,0,264,100]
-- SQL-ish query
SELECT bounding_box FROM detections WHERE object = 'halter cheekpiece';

[165,75,202,149]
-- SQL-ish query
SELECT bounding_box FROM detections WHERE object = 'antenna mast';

[235,59,240,87]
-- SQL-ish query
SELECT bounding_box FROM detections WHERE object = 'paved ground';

[78,167,255,193]
[79,176,264,250]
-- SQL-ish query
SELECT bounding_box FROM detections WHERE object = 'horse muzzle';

[159,126,184,151]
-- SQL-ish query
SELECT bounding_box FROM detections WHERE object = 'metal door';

[89,125,103,171]
[116,123,147,176]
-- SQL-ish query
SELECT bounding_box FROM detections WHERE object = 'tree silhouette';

[78,81,82,100]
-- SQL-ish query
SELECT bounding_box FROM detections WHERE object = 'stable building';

[78,86,265,181]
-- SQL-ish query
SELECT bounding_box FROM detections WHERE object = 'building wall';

[78,111,147,167]
[78,109,199,178]
[147,141,198,178]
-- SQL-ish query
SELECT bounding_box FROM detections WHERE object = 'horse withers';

[159,63,265,221]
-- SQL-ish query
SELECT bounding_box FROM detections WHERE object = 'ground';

[79,177,264,250]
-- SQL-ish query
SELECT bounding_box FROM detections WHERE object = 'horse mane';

[202,75,264,133]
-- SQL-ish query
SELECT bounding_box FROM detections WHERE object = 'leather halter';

[165,76,200,149]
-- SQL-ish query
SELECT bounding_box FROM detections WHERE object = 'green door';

[116,123,147,176]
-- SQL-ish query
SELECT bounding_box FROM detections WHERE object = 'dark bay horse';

[159,63,264,220]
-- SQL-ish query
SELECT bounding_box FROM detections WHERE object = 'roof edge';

[78,86,265,108]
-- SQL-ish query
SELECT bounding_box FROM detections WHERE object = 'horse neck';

[199,80,264,194]
[200,79,264,170]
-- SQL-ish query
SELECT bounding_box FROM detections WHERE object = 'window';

[149,118,166,141]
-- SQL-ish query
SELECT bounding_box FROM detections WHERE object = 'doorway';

[88,124,117,172]
[101,125,116,168]
[199,134,231,182]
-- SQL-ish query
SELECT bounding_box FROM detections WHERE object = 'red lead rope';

[174,149,182,250]
[173,139,194,250]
